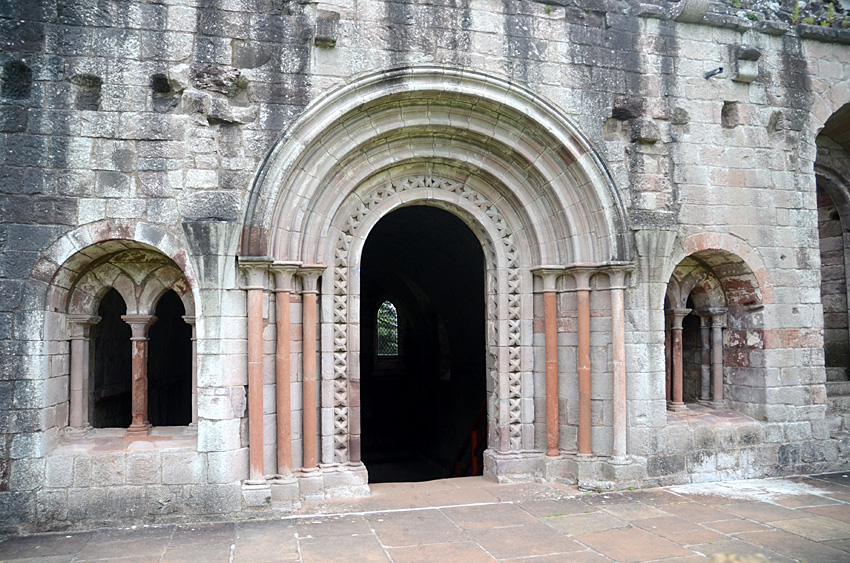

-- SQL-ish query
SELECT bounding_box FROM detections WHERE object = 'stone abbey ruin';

[2,0,850,530]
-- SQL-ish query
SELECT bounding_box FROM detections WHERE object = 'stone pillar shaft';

[573,269,593,456]
[711,312,726,406]
[68,315,100,430]
[609,268,629,460]
[532,267,563,458]
[544,290,559,456]
[669,308,690,411]
[239,257,273,483]
[699,318,712,403]
[183,316,197,425]
[271,261,300,477]
[299,265,325,471]
[122,314,157,435]
[665,323,672,403]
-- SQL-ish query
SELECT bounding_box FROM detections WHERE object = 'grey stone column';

[709,308,727,407]
[182,315,197,425]
[696,311,712,404]
[67,314,100,432]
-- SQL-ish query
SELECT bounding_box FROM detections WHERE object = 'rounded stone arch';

[665,232,774,310]
[809,83,850,140]
[317,172,534,464]
[41,220,199,323]
[38,222,200,433]
[664,238,768,414]
[241,65,632,266]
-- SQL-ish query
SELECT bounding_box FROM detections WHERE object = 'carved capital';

[531,266,564,292]
[602,262,634,290]
[565,264,598,291]
[298,264,327,294]
[238,256,274,290]
[669,308,691,330]
[121,314,158,340]
[67,314,100,339]
[271,260,302,292]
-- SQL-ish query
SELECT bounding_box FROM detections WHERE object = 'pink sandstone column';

[533,267,563,457]
[608,267,630,461]
[122,314,157,436]
[572,267,594,455]
[271,261,301,477]
[67,314,100,431]
[298,265,326,471]
[669,308,691,411]
[239,257,273,483]
[711,309,727,407]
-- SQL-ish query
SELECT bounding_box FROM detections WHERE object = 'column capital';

[601,262,634,289]
[121,314,157,339]
[669,308,691,329]
[298,264,327,294]
[531,266,564,292]
[67,314,100,338]
[706,307,727,327]
[565,264,599,291]
[181,315,196,326]
[271,260,302,292]
[238,256,274,289]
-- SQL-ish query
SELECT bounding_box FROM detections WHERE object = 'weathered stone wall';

[1,0,850,530]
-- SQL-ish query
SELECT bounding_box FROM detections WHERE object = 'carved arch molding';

[330,175,525,463]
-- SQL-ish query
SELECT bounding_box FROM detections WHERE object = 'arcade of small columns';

[238,260,643,482]
[65,312,199,435]
[665,307,727,411]
[239,257,324,484]
[531,264,632,462]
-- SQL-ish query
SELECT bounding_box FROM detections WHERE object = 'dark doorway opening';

[360,205,486,483]
[91,289,132,428]
[148,290,193,426]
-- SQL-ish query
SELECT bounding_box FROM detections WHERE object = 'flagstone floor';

[2,473,850,562]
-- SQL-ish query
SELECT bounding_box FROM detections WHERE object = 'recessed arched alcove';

[91,289,132,428]
[360,205,486,482]
[148,290,193,427]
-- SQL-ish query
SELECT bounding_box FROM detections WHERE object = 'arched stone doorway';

[360,205,486,482]
[240,66,633,493]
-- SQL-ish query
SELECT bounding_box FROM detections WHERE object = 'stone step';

[827,380,850,396]
[827,367,848,382]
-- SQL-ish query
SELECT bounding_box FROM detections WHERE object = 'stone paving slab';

[1,473,850,562]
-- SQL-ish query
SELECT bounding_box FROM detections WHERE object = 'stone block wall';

[2,0,850,530]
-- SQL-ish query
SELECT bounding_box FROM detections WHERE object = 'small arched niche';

[665,249,764,415]
[55,242,196,435]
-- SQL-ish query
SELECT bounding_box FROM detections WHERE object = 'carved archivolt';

[332,175,524,462]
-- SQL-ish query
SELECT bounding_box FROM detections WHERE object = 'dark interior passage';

[148,290,193,426]
[360,205,486,483]
[91,289,132,428]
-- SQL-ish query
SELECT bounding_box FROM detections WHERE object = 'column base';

[64,425,93,438]
[270,475,300,511]
[710,400,726,409]
[242,480,272,509]
[668,402,688,412]
[125,423,152,437]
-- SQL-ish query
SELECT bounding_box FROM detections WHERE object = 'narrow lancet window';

[376,300,399,356]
